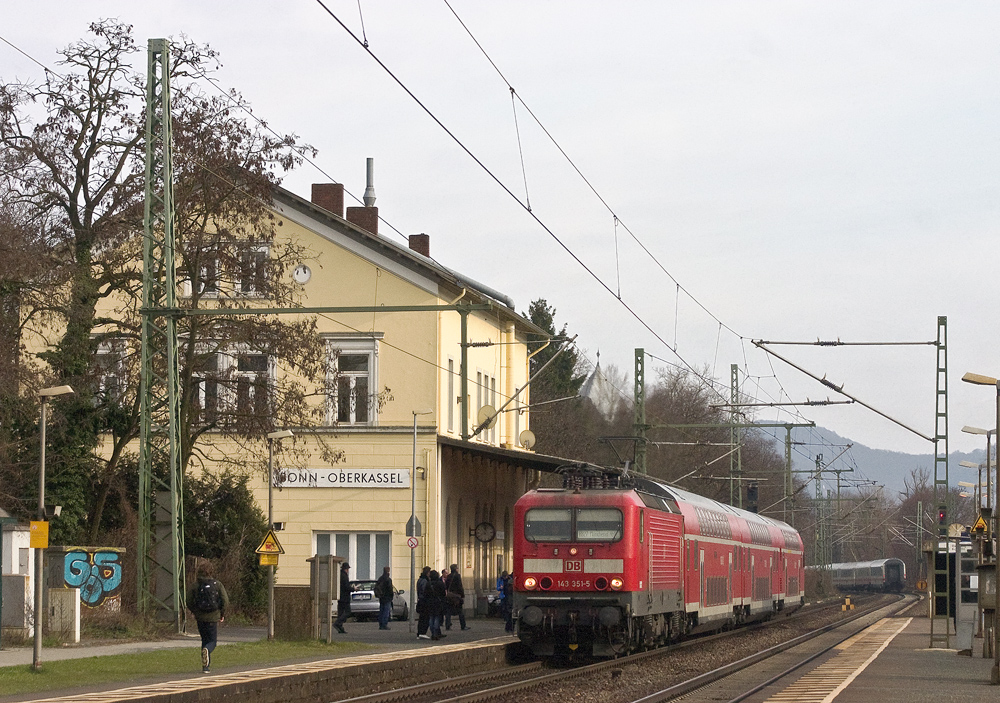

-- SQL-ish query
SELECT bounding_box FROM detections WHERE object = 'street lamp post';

[265,429,293,641]
[409,410,432,634]
[33,385,74,671]
[962,372,1000,683]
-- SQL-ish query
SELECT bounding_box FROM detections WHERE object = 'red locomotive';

[513,464,804,656]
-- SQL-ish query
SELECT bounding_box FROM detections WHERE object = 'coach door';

[699,549,705,605]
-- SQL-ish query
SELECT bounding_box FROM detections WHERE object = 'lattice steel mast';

[138,38,185,629]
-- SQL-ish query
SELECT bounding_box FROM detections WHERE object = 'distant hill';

[773,426,985,496]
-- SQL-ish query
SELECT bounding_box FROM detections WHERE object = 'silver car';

[347,579,408,621]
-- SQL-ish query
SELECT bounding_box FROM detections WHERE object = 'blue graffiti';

[64,550,123,607]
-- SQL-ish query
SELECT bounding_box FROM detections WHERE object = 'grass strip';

[0,639,372,696]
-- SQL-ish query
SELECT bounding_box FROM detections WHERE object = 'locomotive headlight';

[524,576,538,589]
[569,547,578,556]
[610,577,624,590]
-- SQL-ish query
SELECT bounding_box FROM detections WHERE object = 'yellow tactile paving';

[763,618,911,703]
[27,638,513,703]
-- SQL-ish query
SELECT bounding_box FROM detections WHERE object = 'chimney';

[346,157,378,235]
[311,183,344,218]
[408,234,430,257]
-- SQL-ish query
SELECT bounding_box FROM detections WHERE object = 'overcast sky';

[4,2,999,468]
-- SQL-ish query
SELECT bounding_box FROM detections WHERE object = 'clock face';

[292,264,311,284]
[475,521,496,543]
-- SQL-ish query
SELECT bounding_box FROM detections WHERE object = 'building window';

[315,531,391,581]
[194,352,223,424]
[447,358,455,433]
[193,349,272,424]
[236,245,268,297]
[94,338,127,403]
[234,353,271,418]
[327,337,379,426]
[182,254,220,298]
[490,375,497,444]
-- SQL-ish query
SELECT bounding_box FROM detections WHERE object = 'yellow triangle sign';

[255,530,284,554]
[973,515,988,533]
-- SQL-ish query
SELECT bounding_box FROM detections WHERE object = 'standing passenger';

[447,564,469,630]
[416,566,431,639]
[428,570,447,640]
[333,562,351,634]
[375,566,394,630]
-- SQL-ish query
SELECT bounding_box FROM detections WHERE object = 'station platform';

[759,614,996,703]
[0,617,516,703]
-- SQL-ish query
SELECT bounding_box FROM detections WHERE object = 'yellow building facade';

[246,184,563,603]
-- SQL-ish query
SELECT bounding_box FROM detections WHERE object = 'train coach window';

[524,508,572,542]
[576,508,625,542]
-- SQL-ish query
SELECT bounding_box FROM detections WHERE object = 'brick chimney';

[346,206,379,235]
[311,183,344,218]
[408,234,430,257]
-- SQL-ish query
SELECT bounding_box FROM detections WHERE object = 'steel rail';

[629,593,912,703]
[339,597,874,703]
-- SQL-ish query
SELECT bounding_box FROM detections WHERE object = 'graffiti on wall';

[63,548,124,608]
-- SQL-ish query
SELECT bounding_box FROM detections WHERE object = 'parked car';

[346,580,408,621]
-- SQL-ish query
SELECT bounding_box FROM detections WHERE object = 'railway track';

[333,595,894,703]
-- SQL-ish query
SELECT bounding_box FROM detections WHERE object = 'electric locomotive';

[513,464,804,657]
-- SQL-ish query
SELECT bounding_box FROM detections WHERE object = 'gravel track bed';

[494,596,889,703]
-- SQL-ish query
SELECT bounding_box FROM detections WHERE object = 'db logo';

[565,560,583,572]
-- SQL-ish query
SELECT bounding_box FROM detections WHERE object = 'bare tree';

[0,22,342,543]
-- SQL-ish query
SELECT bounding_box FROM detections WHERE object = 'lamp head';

[962,372,999,386]
[38,385,74,398]
[267,429,294,440]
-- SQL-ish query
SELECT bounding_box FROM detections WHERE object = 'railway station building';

[255,183,568,602]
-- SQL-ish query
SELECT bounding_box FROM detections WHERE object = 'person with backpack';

[186,562,229,674]
[374,565,394,630]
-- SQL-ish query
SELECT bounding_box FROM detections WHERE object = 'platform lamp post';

[962,426,994,519]
[408,409,433,634]
[33,384,74,671]
[961,372,1000,683]
[266,429,293,640]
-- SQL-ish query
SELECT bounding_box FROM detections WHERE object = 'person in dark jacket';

[500,571,514,632]
[416,566,431,639]
[445,563,469,630]
[375,565,394,630]
[186,562,230,673]
[427,569,447,640]
[333,562,351,634]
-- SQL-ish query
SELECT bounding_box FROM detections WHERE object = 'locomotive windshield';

[524,507,623,542]
[576,508,623,541]
[524,508,572,541]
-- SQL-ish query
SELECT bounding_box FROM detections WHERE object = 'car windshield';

[351,581,377,591]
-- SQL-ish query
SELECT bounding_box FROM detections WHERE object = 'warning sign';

[255,530,284,554]
[259,553,278,566]
[973,515,988,533]
[29,521,49,549]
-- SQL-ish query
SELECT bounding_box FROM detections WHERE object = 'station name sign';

[276,468,410,488]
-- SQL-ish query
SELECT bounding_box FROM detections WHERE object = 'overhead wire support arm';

[755,339,937,346]
[469,334,578,439]
[753,340,935,443]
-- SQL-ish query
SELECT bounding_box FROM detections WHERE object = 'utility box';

[1,573,30,638]
[273,585,311,640]
[49,587,80,643]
